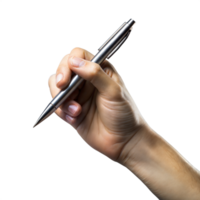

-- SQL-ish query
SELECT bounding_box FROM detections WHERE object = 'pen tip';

[31,125,34,129]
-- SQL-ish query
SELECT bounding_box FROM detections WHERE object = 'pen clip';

[95,21,126,53]
[107,30,133,60]
[96,20,138,60]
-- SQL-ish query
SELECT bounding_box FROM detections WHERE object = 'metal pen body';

[33,19,135,127]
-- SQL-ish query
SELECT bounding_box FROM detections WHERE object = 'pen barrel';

[34,19,135,127]
[50,19,135,109]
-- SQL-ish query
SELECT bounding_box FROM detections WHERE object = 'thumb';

[68,56,121,100]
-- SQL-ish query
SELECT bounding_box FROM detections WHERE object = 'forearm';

[119,126,200,200]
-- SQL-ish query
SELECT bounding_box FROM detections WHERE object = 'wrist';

[118,124,200,199]
[117,124,156,171]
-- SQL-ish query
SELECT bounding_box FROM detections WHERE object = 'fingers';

[48,74,82,117]
[50,47,124,118]
[56,48,94,90]
[62,100,82,117]
[56,54,72,89]
[48,74,79,101]
[48,74,61,96]
[68,56,122,100]
[55,47,122,90]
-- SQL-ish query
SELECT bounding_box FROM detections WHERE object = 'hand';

[48,47,200,199]
[48,47,146,161]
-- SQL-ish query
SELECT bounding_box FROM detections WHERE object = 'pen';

[33,19,135,127]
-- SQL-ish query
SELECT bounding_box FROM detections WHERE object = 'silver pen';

[33,19,135,127]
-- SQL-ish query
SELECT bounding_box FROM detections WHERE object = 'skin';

[48,47,200,199]
[47,47,146,163]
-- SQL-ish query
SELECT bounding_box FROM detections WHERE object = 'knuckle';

[55,58,66,74]
[89,63,101,78]
[46,74,54,84]
[115,76,122,85]
[71,47,83,54]
[112,84,124,99]
[56,54,68,67]
[56,64,65,73]
[46,74,55,90]
[84,51,94,60]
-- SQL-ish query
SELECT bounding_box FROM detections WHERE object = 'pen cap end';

[130,21,138,31]
[126,18,138,30]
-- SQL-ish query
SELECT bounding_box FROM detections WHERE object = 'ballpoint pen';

[33,19,135,127]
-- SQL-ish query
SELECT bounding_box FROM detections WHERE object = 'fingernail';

[56,73,63,84]
[65,115,72,122]
[68,105,78,114]
[70,57,85,67]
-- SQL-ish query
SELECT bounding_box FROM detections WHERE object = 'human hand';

[48,47,147,161]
